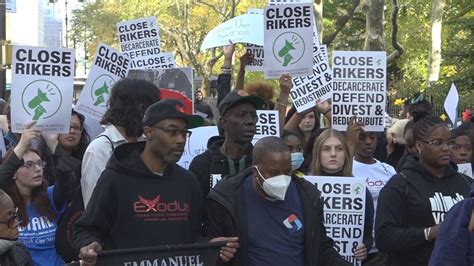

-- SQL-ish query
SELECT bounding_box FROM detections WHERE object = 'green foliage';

[71,0,474,106]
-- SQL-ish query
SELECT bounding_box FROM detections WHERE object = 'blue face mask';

[291,152,304,171]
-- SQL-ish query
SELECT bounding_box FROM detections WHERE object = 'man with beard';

[189,90,265,198]
[74,99,239,265]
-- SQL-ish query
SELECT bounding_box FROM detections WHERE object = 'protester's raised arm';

[277,74,292,133]
[235,53,253,92]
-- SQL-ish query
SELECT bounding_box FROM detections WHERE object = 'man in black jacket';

[189,90,265,198]
[203,137,350,266]
[75,99,238,265]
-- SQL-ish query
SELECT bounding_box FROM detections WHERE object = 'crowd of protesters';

[0,43,472,266]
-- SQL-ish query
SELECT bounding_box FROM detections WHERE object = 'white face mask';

[254,166,291,201]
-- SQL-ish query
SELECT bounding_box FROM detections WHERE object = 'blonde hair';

[309,129,352,176]
[388,119,409,145]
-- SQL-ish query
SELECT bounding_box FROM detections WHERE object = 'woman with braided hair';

[375,110,472,266]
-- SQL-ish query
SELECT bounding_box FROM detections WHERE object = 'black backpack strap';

[97,134,114,151]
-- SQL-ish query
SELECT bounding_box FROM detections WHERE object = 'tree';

[427,0,447,86]
[362,0,385,51]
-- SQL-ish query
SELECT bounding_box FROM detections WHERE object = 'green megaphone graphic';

[93,82,109,106]
[278,40,296,66]
[28,88,50,120]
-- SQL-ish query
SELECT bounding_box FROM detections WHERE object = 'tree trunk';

[363,0,385,51]
[427,0,446,86]
[313,0,323,41]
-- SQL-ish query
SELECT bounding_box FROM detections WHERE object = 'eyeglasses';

[21,160,46,169]
[152,126,192,138]
[0,208,20,228]
[69,125,83,132]
[419,139,456,148]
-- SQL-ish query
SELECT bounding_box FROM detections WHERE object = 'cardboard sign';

[444,83,459,125]
[290,44,332,113]
[131,52,176,69]
[332,51,387,132]
[457,163,473,178]
[253,110,280,144]
[264,4,314,79]
[11,45,75,133]
[177,126,219,169]
[75,43,131,121]
[97,242,224,266]
[201,14,264,51]
[304,176,366,266]
[128,68,194,114]
[117,16,161,60]
[245,9,265,72]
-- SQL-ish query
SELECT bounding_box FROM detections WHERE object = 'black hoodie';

[189,139,253,198]
[74,142,203,250]
[375,156,471,266]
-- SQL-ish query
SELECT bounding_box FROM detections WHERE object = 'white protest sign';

[245,9,265,72]
[457,163,472,178]
[332,51,387,132]
[11,45,75,133]
[131,52,176,69]
[444,83,459,125]
[75,43,131,121]
[253,110,280,144]
[264,4,314,79]
[117,16,160,60]
[177,126,219,169]
[201,14,264,51]
[304,176,366,266]
[290,43,332,113]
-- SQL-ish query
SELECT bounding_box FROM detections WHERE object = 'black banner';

[96,242,225,266]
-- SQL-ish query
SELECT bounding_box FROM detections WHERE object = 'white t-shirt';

[353,158,397,253]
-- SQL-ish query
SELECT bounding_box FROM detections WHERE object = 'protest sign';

[245,9,265,72]
[332,51,387,132]
[264,4,314,79]
[128,68,194,114]
[290,43,332,113]
[131,52,175,69]
[75,43,131,121]
[304,176,366,266]
[117,16,161,60]
[253,110,280,144]
[97,242,224,266]
[201,14,264,51]
[457,163,472,178]
[444,83,459,125]
[177,126,219,169]
[11,45,75,133]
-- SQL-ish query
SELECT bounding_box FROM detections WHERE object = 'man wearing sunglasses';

[0,189,33,265]
[74,99,239,265]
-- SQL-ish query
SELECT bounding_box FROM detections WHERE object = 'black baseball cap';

[143,99,204,129]
[218,90,266,116]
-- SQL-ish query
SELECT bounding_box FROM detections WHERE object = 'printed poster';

[11,45,75,133]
